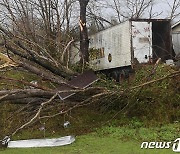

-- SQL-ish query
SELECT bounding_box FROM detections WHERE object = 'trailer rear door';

[131,21,152,63]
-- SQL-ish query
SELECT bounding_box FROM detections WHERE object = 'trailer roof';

[130,18,171,22]
[89,18,171,37]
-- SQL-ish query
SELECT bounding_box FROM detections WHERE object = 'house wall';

[172,24,180,55]
[172,32,180,55]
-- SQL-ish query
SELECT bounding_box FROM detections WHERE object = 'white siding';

[172,24,180,55]
[172,32,180,55]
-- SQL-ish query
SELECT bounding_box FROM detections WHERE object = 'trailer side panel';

[89,21,131,71]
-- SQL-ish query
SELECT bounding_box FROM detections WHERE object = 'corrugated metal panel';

[58,70,98,100]
[172,32,180,55]
[131,21,152,63]
[89,21,131,71]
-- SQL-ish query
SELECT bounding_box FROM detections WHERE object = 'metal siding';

[89,21,131,71]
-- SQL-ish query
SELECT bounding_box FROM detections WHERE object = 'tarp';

[7,136,75,148]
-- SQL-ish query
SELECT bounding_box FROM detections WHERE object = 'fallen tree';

[0,0,104,138]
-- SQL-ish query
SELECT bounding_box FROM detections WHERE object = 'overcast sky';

[153,0,179,18]
[101,0,180,24]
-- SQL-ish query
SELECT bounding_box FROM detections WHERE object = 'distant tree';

[166,0,180,20]
[104,0,158,23]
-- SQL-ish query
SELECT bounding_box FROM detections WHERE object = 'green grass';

[96,123,180,142]
[1,123,179,154]
[0,134,175,154]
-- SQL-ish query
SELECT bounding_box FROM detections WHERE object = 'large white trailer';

[71,19,173,81]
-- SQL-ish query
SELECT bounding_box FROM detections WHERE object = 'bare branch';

[11,93,58,136]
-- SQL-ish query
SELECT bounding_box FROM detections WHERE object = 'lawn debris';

[4,136,75,148]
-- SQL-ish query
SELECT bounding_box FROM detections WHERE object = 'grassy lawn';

[0,135,175,154]
[1,123,179,154]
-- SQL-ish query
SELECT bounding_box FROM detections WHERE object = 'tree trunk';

[79,0,89,62]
